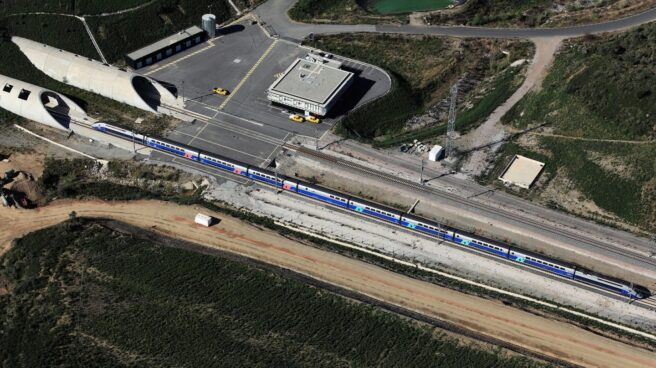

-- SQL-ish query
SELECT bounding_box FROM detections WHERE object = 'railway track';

[285,144,656,270]
[59,104,656,275]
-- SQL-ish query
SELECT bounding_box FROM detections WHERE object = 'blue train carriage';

[573,269,646,299]
[199,153,248,177]
[508,248,575,278]
[452,232,509,257]
[145,136,199,160]
[296,182,349,208]
[92,123,145,144]
[400,214,454,241]
[347,198,401,224]
[247,167,287,187]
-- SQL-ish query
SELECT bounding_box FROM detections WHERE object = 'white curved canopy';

[0,74,87,131]
[12,36,178,113]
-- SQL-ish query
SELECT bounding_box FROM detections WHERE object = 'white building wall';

[0,74,87,131]
[12,37,178,113]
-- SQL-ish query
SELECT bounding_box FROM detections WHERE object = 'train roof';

[347,196,403,215]
[509,247,574,268]
[296,180,350,197]
[402,212,449,229]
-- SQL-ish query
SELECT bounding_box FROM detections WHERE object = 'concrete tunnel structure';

[12,36,179,114]
[0,74,88,131]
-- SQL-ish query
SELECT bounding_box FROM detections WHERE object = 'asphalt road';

[256,0,656,41]
[251,0,656,282]
[142,20,390,165]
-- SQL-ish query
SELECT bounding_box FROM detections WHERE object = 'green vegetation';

[289,0,405,24]
[0,220,548,367]
[371,0,452,14]
[0,0,238,134]
[311,33,532,143]
[493,24,656,229]
[25,156,656,349]
[86,0,234,63]
[376,67,522,147]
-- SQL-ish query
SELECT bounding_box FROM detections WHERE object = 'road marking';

[144,41,215,76]
[219,39,278,110]
[173,131,264,160]
[187,99,264,127]
[187,122,209,145]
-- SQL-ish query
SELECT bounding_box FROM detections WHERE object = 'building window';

[156,53,162,60]
[146,57,152,65]
[18,89,31,100]
[3,84,12,93]
[166,48,172,56]
[175,44,181,52]
[186,40,191,47]
[136,62,142,68]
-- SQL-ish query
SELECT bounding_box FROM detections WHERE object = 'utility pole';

[420,159,425,185]
[445,82,459,159]
[314,125,319,151]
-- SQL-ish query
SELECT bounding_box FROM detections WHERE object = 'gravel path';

[2,198,655,368]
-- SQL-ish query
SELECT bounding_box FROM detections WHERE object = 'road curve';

[255,0,656,41]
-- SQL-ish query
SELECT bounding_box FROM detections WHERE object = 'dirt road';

[1,199,655,367]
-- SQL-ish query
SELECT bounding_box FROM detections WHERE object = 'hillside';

[484,23,656,231]
[0,219,546,368]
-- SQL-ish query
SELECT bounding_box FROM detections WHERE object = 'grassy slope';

[86,0,233,63]
[492,24,656,230]
[0,220,546,368]
[0,0,235,134]
[311,33,532,142]
[289,0,405,24]
[289,0,651,27]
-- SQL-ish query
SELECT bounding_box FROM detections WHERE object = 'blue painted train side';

[90,123,648,300]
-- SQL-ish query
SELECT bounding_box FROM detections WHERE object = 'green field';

[0,220,547,367]
[492,24,656,230]
[371,0,452,14]
[311,33,532,142]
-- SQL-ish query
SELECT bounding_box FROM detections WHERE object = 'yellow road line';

[144,41,215,76]
[219,39,278,110]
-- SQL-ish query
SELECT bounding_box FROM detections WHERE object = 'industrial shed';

[125,26,207,69]
[12,36,179,113]
[267,57,354,116]
[0,74,88,131]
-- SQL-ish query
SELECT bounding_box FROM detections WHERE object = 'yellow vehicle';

[289,114,304,123]
[212,87,229,96]
[305,115,320,124]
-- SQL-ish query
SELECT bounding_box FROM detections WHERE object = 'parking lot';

[142,20,390,167]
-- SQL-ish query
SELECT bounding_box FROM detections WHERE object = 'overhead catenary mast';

[445,82,459,159]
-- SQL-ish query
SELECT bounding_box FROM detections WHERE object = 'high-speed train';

[92,122,650,299]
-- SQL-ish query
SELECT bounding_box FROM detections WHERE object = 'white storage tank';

[194,213,214,227]
[202,14,216,38]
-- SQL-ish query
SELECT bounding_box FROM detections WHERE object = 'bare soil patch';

[1,199,655,367]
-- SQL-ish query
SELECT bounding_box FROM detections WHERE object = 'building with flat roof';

[125,26,206,69]
[499,155,545,189]
[267,57,354,116]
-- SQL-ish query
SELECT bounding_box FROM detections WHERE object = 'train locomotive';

[92,122,649,300]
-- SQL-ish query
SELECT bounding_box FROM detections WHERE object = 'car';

[212,87,229,96]
[289,114,304,123]
[306,115,320,124]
